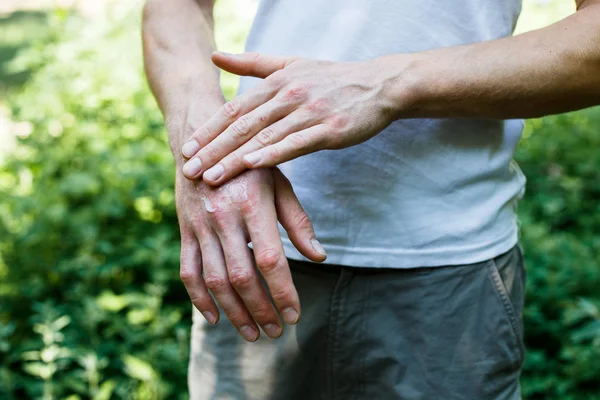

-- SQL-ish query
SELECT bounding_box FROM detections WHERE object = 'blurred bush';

[0,7,187,399]
[518,112,600,399]
[0,4,598,400]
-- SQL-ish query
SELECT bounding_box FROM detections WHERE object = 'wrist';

[373,53,429,120]
[165,96,225,163]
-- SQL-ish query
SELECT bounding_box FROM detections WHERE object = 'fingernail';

[202,311,216,324]
[262,323,282,338]
[240,325,259,341]
[182,140,200,157]
[311,239,327,257]
[282,307,299,325]
[182,157,202,177]
[204,164,224,182]
[244,152,263,166]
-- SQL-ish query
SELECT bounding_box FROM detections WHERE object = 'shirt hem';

[281,227,519,269]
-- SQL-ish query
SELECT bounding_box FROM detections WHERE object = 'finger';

[212,51,299,79]
[243,124,329,168]
[181,86,276,174]
[199,228,260,342]
[272,168,327,263]
[197,99,298,182]
[203,109,314,186]
[180,233,219,324]
[244,198,301,325]
[217,228,283,339]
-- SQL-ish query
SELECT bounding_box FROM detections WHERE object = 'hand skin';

[180,53,396,184]
[176,166,326,341]
[181,0,600,186]
[142,0,326,342]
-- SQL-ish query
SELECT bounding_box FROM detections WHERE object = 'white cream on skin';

[200,175,251,213]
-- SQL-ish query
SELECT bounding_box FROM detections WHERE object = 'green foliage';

[0,8,189,399]
[0,3,599,400]
[0,10,53,95]
[517,111,600,399]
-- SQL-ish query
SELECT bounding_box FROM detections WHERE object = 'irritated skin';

[142,0,327,343]
[178,0,600,186]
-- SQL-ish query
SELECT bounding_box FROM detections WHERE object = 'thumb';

[212,51,299,79]
[272,168,327,263]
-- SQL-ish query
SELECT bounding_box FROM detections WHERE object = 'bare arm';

[142,0,326,342]
[142,0,223,158]
[384,0,600,119]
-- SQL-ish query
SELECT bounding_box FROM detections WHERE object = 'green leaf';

[23,362,55,379]
[96,291,129,312]
[93,380,116,400]
[122,355,156,382]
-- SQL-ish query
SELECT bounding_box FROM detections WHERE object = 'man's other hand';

[176,168,326,342]
[180,52,399,185]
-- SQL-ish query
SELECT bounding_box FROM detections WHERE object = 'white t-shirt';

[238,0,526,268]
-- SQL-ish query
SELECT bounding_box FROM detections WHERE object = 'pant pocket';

[486,251,526,367]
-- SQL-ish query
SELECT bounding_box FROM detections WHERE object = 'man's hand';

[141,0,328,342]
[180,52,397,185]
[177,167,326,342]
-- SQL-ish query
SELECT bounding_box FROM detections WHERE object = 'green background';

[0,1,599,399]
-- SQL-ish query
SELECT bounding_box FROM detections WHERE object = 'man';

[142,0,600,398]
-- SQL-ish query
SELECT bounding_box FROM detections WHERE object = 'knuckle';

[210,210,230,229]
[305,98,329,113]
[282,85,308,102]
[250,307,272,322]
[256,128,276,146]
[204,274,229,293]
[224,310,248,326]
[190,212,207,225]
[227,151,244,166]
[329,114,349,130]
[269,145,283,160]
[195,125,212,141]
[221,151,244,173]
[192,219,212,237]
[187,126,209,147]
[189,293,211,306]
[287,134,308,149]
[293,211,313,231]
[230,116,250,138]
[255,249,283,274]
[270,288,292,305]
[203,143,220,161]
[229,269,254,290]
[179,269,197,284]
[223,100,240,118]
[239,195,260,215]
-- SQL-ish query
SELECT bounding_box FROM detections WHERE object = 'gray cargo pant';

[189,245,526,400]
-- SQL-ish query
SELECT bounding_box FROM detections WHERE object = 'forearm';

[382,2,600,119]
[142,0,224,163]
